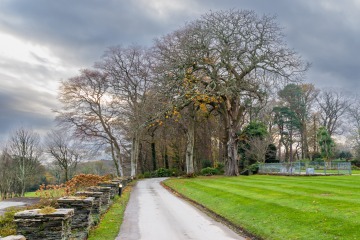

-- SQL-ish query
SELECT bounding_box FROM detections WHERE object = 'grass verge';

[87,183,133,240]
[164,175,360,240]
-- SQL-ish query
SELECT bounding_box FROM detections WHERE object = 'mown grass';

[87,184,132,240]
[164,175,360,240]
[24,192,37,197]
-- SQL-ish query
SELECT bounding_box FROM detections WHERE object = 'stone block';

[58,196,94,240]
[85,187,111,213]
[14,209,74,240]
[97,182,118,199]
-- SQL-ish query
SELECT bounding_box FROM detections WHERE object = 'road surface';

[0,197,40,216]
[116,178,245,240]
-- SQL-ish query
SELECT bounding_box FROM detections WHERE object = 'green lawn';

[87,184,132,240]
[164,175,360,240]
[24,192,37,197]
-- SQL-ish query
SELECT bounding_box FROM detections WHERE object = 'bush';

[201,159,212,168]
[36,174,109,198]
[200,167,219,176]
[215,163,225,174]
[0,208,18,237]
[248,163,259,174]
[351,159,360,167]
[169,168,182,177]
[154,168,172,177]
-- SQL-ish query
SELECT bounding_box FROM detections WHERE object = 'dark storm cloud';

[1,0,360,142]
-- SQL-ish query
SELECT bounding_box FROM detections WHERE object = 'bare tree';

[155,10,307,175]
[0,150,18,199]
[56,69,124,177]
[7,127,42,196]
[347,100,360,158]
[244,135,273,163]
[97,45,154,177]
[316,89,351,136]
[46,129,82,182]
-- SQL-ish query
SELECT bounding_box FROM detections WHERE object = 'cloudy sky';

[0,0,359,143]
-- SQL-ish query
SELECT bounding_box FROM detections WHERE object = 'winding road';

[116,178,244,240]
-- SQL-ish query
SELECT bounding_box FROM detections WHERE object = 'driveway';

[116,178,245,240]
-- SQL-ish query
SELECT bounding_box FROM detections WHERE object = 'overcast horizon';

[1,0,360,144]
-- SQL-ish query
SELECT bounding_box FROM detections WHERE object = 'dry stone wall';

[57,196,94,240]
[11,177,132,240]
[14,209,74,240]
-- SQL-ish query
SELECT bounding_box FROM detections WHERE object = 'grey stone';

[98,182,118,199]
[85,187,111,213]
[14,209,74,240]
[58,197,94,240]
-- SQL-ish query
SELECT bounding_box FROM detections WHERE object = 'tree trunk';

[223,99,241,176]
[111,141,123,177]
[302,123,309,159]
[130,135,140,177]
[185,118,195,175]
[151,132,157,170]
[164,149,169,169]
[64,165,68,182]
[225,127,239,176]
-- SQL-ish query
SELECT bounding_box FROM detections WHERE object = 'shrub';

[248,163,259,174]
[143,172,152,178]
[200,167,219,176]
[36,174,109,198]
[201,159,212,168]
[0,208,18,236]
[215,163,225,174]
[154,168,172,177]
[170,168,183,177]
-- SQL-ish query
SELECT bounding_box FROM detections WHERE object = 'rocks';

[14,209,74,240]
[75,191,102,216]
[97,182,118,199]
[86,187,111,213]
[57,197,94,240]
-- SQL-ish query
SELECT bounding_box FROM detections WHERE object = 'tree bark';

[185,117,195,175]
[151,132,157,171]
[223,99,241,176]
[130,135,140,177]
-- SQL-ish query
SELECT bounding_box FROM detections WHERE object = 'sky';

[1,0,360,144]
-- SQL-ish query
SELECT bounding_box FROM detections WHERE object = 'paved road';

[116,178,244,240]
[0,198,40,216]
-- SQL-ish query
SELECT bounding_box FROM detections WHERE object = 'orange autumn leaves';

[36,174,112,198]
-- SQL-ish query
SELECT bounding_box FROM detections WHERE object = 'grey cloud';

[0,0,199,65]
[1,0,360,142]
[0,88,56,143]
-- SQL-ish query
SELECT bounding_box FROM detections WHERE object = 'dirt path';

[116,178,245,240]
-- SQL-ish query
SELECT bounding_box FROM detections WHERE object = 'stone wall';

[57,196,94,240]
[14,209,74,240]
[86,186,111,213]
[12,177,132,240]
[97,182,118,199]
[75,191,103,216]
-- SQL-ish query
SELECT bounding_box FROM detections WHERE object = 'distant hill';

[75,159,117,176]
